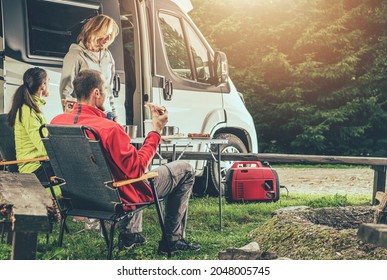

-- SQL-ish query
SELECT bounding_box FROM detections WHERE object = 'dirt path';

[275,167,374,196]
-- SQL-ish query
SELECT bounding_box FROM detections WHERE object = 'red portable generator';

[225,161,280,202]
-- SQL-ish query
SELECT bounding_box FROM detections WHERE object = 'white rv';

[0,0,258,194]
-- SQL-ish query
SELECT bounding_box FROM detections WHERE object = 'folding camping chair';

[0,114,53,182]
[39,124,170,259]
[0,113,59,244]
[0,114,20,173]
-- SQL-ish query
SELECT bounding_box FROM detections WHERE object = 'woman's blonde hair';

[77,14,119,50]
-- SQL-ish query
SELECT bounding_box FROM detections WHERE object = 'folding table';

[131,137,228,230]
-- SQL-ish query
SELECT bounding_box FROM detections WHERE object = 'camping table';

[131,137,228,231]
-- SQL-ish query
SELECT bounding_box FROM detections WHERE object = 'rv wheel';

[207,133,247,196]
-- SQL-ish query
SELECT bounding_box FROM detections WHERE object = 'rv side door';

[149,0,226,136]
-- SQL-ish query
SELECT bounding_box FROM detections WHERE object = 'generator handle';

[231,161,263,168]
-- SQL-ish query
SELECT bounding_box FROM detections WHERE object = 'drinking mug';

[124,125,137,139]
[162,126,179,136]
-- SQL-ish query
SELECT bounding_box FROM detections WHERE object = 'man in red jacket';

[51,69,200,255]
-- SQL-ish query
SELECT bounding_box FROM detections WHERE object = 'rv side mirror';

[213,51,229,85]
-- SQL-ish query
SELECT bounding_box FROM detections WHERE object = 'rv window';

[26,0,100,58]
[159,12,211,84]
[159,13,192,80]
[184,22,211,84]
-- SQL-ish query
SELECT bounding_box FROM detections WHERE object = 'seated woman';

[7,67,53,183]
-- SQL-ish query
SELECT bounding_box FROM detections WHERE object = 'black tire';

[207,133,248,196]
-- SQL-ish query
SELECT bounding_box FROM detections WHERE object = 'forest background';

[190,0,387,156]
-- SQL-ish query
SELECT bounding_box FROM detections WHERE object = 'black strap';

[73,104,82,124]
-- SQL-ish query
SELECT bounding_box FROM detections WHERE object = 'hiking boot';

[157,238,201,255]
[118,232,146,250]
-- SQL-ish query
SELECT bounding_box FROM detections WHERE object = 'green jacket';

[14,95,47,173]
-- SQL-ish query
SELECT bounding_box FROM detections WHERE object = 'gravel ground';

[274,167,374,196]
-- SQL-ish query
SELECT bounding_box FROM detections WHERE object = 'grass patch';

[0,193,371,260]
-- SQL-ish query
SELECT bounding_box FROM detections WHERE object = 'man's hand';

[147,103,168,134]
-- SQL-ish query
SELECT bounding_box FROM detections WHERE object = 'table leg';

[372,165,386,205]
[158,144,162,165]
[172,144,176,161]
[218,145,222,231]
[12,232,38,260]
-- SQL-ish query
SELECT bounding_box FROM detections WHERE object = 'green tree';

[190,0,387,155]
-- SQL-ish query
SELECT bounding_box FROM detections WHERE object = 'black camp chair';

[39,124,170,259]
[0,113,57,190]
[0,113,54,183]
[0,114,19,173]
[0,114,60,244]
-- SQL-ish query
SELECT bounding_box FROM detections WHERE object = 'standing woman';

[7,67,53,182]
[60,14,119,121]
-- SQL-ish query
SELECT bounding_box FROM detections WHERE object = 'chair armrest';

[0,156,49,166]
[112,172,158,187]
[50,176,66,186]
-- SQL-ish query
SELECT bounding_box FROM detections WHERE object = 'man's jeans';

[118,161,194,242]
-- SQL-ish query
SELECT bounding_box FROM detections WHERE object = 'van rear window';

[26,0,100,58]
